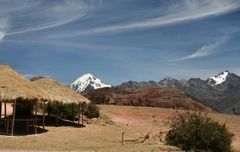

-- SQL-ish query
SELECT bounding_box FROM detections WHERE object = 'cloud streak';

[175,38,226,61]
[56,0,240,37]
[0,31,4,41]
[1,0,93,38]
[0,19,9,41]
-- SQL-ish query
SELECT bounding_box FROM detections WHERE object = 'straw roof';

[0,65,51,102]
[31,76,91,104]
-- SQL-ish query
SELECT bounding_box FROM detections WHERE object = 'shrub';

[84,103,100,119]
[47,101,79,120]
[165,112,233,152]
[46,102,100,120]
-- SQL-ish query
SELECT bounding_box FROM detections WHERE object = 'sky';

[0,0,240,85]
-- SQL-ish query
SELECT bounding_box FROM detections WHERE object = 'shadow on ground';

[0,115,85,136]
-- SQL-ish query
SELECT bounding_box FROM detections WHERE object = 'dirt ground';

[0,105,239,152]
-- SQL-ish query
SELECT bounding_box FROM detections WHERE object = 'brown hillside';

[82,87,213,112]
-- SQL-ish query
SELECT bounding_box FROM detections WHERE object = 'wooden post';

[72,103,74,122]
[4,101,7,131]
[4,102,6,118]
[56,102,59,127]
[122,132,124,146]
[47,102,50,117]
[35,101,37,134]
[81,103,84,126]
[26,121,29,132]
[11,100,16,136]
[0,101,2,118]
[56,116,59,127]
[6,119,9,134]
[43,102,46,129]
[78,103,80,125]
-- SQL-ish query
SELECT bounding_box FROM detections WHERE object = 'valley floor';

[0,105,239,152]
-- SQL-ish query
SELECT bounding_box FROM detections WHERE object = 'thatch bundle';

[0,65,50,102]
[31,76,91,104]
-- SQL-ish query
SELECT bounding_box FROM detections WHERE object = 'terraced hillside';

[83,87,213,112]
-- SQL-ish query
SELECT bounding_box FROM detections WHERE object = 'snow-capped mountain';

[70,73,111,92]
[207,71,230,86]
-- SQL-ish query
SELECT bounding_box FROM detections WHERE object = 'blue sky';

[0,0,240,85]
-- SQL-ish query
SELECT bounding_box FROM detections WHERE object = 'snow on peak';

[208,71,230,86]
[70,73,111,92]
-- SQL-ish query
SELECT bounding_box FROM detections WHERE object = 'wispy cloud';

[0,31,4,42]
[175,38,227,61]
[0,19,9,41]
[1,0,92,38]
[1,0,239,40]
[55,0,240,37]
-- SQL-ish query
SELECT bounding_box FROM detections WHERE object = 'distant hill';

[82,87,213,113]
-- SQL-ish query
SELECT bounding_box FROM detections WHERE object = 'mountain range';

[71,71,240,114]
[117,71,240,114]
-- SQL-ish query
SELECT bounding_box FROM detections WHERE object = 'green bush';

[47,102,100,120]
[166,112,233,152]
[84,103,100,119]
[47,101,79,120]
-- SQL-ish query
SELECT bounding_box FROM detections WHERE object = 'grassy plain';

[0,105,239,152]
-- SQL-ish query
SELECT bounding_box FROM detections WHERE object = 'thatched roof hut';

[31,76,91,104]
[0,65,50,102]
[0,65,52,136]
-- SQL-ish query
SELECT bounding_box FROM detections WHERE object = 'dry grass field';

[0,105,239,152]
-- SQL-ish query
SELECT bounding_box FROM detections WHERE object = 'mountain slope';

[119,80,159,88]
[178,71,240,113]
[118,77,179,88]
[70,73,111,92]
[82,87,213,112]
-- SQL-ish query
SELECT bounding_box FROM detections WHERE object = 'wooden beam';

[0,101,2,118]
[56,102,60,127]
[81,103,84,126]
[35,101,37,134]
[26,121,29,132]
[43,102,46,130]
[47,102,50,117]
[72,103,74,122]
[4,102,6,118]
[78,103,80,125]
[6,119,9,134]
[56,116,59,127]
[4,101,7,131]
[11,100,16,136]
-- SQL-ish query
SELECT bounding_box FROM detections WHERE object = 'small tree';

[166,112,233,152]
[84,103,100,119]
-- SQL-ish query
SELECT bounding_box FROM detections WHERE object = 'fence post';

[122,131,124,146]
